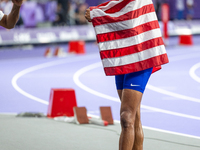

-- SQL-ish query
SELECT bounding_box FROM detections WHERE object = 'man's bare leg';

[117,89,143,150]
[132,104,144,150]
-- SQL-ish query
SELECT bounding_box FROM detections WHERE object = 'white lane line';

[11,54,99,105]
[146,84,200,103]
[189,62,200,83]
[73,62,120,102]
[142,105,200,120]
[73,62,200,121]
[142,125,200,140]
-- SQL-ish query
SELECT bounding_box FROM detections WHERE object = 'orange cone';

[54,47,67,57]
[179,34,193,45]
[47,88,77,118]
[44,47,52,57]
[68,41,85,54]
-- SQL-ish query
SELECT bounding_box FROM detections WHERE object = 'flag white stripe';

[95,12,157,34]
[91,0,153,19]
[102,45,166,67]
[98,0,124,12]
[99,28,162,51]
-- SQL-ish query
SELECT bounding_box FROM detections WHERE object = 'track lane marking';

[73,62,200,120]
[189,62,200,83]
[11,54,99,105]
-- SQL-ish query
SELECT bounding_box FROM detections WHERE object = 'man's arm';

[0,0,23,29]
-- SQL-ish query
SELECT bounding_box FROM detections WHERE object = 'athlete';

[0,0,23,29]
[85,0,169,149]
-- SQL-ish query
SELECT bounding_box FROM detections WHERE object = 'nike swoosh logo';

[130,84,140,86]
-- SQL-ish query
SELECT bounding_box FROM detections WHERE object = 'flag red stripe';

[103,54,169,76]
[100,37,164,59]
[152,65,162,73]
[96,20,160,43]
[93,4,155,26]
[105,0,135,13]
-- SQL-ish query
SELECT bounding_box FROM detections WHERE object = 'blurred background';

[0,0,199,46]
[1,0,200,27]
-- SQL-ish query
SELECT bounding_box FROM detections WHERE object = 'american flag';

[90,0,169,76]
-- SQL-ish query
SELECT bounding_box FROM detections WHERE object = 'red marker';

[88,117,108,126]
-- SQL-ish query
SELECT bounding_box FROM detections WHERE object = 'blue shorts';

[115,68,153,93]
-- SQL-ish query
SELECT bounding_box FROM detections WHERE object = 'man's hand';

[12,0,23,7]
[85,8,91,22]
